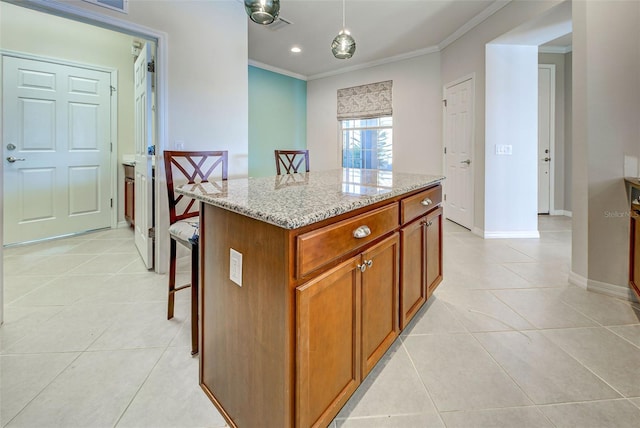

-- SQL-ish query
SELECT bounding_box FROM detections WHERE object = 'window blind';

[337,80,393,120]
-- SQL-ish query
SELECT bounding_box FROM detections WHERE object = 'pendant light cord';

[342,0,346,29]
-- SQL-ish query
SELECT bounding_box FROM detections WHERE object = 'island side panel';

[200,203,293,427]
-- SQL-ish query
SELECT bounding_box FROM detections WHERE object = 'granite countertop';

[176,168,444,230]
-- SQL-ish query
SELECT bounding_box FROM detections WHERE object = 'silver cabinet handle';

[427,220,433,227]
[353,225,371,239]
[421,198,433,206]
[365,259,373,268]
[7,156,26,163]
[357,263,367,272]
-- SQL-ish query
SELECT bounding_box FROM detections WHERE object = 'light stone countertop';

[176,168,444,229]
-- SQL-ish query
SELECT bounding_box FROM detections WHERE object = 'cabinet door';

[400,218,426,329]
[124,178,135,226]
[630,212,640,300]
[296,257,362,428]
[425,207,443,297]
[361,233,399,378]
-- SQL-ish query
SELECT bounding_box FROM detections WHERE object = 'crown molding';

[307,46,440,81]
[539,45,573,54]
[439,0,513,51]
[248,60,307,81]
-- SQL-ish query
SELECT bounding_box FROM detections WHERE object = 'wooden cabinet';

[630,203,640,299]
[296,234,399,428]
[626,178,640,301]
[124,164,135,227]
[399,188,443,329]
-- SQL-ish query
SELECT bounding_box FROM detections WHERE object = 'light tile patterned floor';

[2,216,640,427]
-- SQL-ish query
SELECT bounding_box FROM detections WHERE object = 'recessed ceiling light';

[290,46,302,53]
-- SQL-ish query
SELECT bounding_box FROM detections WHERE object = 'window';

[341,116,393,170]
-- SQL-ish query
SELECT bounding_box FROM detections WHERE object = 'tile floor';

[2,216,640,427]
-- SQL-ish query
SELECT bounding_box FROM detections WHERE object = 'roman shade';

[337,80,393,120]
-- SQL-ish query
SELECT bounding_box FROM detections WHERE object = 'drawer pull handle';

[353,225,371,239]
[426,220,433,227]
[421,198,433,206]
[357,263,367,272]
[365,259,373,268]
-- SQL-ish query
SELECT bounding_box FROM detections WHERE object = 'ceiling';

[247,0,572,80]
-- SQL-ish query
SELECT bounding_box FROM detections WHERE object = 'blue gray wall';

[248,66,307,177]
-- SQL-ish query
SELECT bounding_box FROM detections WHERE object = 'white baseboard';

[117,221,129,229]
[587,278,638,303]
[570,270,637,302]
[483,230,540,239]
[568,271,588,289]
[472,227,484,238]
[550,209,572,217]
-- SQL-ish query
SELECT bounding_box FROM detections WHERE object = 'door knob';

[460,159,471,165]
[6,156,26,163]
[7,143,16,151]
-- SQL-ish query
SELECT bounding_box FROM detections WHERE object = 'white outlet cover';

[230,248,243,287]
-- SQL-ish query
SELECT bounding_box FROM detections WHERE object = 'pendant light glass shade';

[332,0,355,59]
[331,30,356,59]
[244,0,280,25]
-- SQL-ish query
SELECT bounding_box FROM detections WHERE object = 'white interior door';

[444,77,474,229]
[134,43,153,268]
[3,55,112,245]
[538,64,555,214]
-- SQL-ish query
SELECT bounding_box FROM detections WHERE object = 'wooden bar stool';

[163,150,228,355]
[274,149,309,174]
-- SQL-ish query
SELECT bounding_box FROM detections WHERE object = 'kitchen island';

[177,168,444,428]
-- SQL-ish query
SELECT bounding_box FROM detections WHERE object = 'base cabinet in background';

[124,164,135,227]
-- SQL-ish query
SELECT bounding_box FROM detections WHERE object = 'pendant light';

[244,0,280,25]
[331,0,356,59]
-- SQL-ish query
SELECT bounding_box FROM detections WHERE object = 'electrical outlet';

[230,248,243,286]
[175,140,184,150]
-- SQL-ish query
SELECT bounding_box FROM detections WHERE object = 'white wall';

[485,44,539,237]
[573,0,640,298]
[307,53,442,175]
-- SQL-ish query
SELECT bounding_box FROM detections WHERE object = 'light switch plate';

[495,144,513,155]
[230,248,242,287]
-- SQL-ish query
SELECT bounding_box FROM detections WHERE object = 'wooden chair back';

[274,149,310,175]
[164,150,228,224]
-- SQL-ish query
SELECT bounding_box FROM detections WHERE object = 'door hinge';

[110,198,113,208]
[148,227,155,239]
[443,99,447,107]
[444,147,447,154]
[147,59,155,73]
[110,85,116,95]
[444,194,447,201]
[110,142,113,152]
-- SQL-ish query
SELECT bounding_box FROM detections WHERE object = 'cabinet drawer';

[297,203,399,278]
[401,185,442,224]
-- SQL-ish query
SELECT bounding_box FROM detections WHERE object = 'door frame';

[442,73,476,233]
[538,63,556,215]
[5,0,169,273]
[1,49,119,232]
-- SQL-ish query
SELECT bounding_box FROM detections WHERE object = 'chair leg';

[168,238,177,320]
[190,243,199,356]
